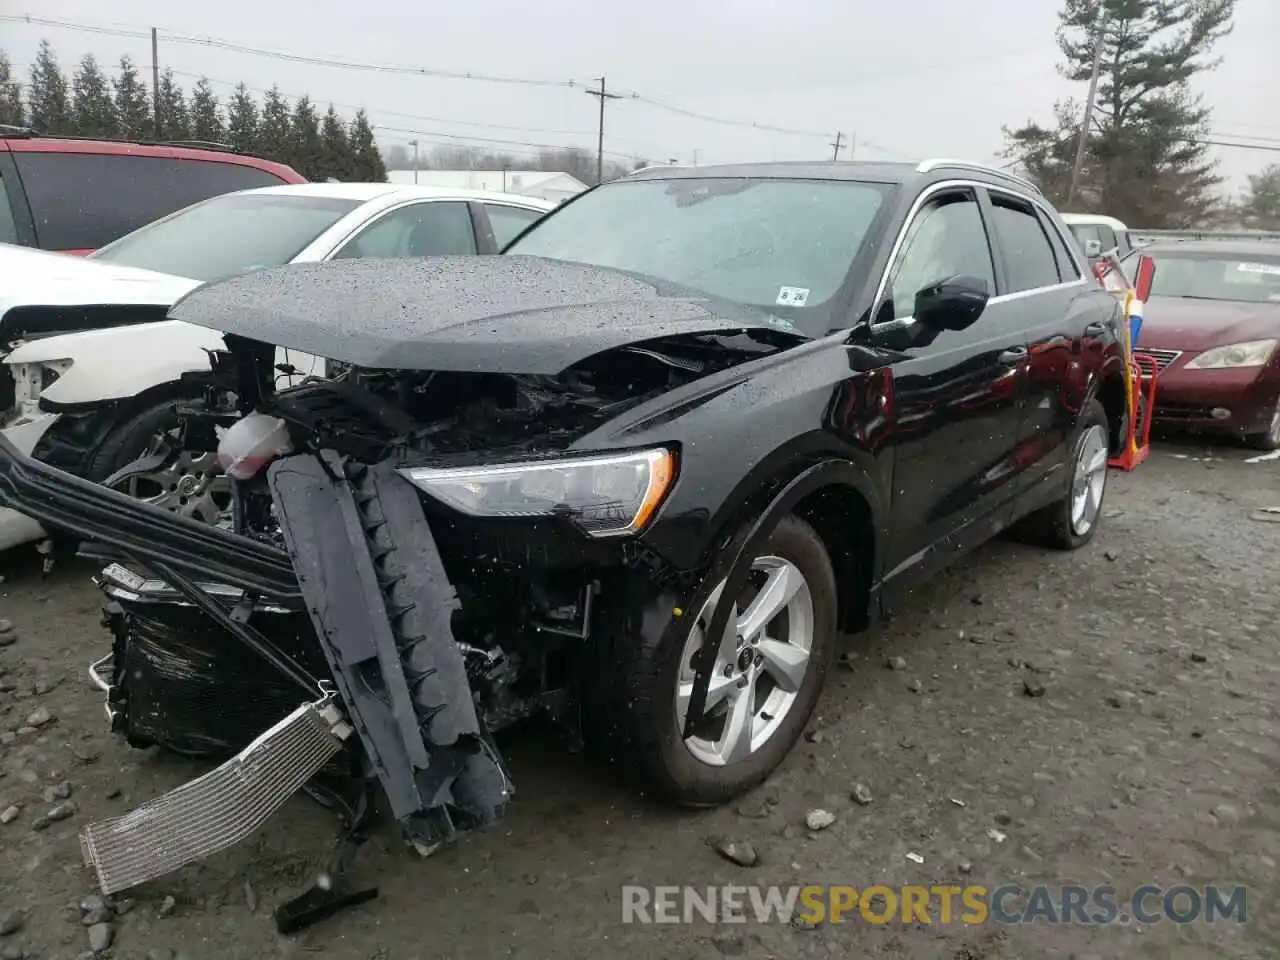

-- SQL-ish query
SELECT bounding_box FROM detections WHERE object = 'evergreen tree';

[71,54,118,139]
[27,40,71,134]
[348,110,386,181]
[319,105,354,180]
[225,83,259,155]
[0,52,26,127]
[1240,164,1280,231]
[289,95,323,179]
[112,55,152,139]
[189,78,224,143]
[157,69,190,141]
[1003,0,1234,227]
[256,86,293,164]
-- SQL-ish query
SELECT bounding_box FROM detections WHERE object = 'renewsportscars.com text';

[621,884,1248,926]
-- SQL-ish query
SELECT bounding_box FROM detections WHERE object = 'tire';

[84,396,189,483]
[1020,398,1111,550]
[588,514,838,807]
[1246,402,1280,451]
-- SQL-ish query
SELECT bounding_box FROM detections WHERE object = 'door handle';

[998,346,1028,364]
[1084,321,1107,336]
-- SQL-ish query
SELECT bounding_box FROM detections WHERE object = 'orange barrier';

[1108,352,1159,470]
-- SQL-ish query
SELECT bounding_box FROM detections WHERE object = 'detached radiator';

[80,697,352,896]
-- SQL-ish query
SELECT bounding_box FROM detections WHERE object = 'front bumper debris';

[0,432,301,600]
[0,429,510,907]
[80,695,353,895]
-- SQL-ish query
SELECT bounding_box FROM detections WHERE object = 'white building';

[386,169,588,204]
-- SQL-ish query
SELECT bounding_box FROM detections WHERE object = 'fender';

[681,458,881,740]
[7,320,224,407]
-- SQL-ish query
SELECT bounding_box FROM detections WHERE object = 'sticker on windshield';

[1238,262,1280,276]
[776,286,810,306]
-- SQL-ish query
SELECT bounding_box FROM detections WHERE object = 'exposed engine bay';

[60,323,792,930]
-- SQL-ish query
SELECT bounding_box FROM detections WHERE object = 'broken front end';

[0,316,791,918]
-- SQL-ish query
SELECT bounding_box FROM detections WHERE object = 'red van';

[0,130,306,254]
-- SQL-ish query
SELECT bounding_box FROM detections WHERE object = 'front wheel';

[1246,403,1280,452]
[589,514,838,806]
[86,398,231,524]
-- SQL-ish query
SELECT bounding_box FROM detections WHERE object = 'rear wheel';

[589,514,838,806]
[1018,398,1110,550]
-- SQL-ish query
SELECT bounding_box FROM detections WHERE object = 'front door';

[874,187,1029,595]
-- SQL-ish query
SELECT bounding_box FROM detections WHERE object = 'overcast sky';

[4,0,1277,198]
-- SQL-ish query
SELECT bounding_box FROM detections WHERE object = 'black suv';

[0,159,1127,887]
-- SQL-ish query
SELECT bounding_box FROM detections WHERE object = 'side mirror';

[914,275,989,332]
[1083,239,1103,259]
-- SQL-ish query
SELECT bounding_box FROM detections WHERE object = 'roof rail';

[0,130,238,152]
[915,158,1040,194]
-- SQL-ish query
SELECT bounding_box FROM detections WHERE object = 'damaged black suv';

[0,160,1128,909]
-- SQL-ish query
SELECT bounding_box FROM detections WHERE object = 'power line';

[2,12,913,155]
[171,72,666,162]
[1196,138,1280,153]
[373,123,650,163]
[170,70,617,141]
[1,14,575,88]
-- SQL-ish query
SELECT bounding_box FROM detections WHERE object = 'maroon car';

[1125,240,1280,450]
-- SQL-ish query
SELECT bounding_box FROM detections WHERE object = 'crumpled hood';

[166,255,808,374]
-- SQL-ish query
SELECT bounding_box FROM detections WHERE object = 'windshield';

[505,177,891,332]
[1127,251,1280,304]
[90,193,362,282]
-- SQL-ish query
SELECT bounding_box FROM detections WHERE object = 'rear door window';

[1038,211,1082,281]
[12,152,290,250]
[331,201,477,258]
[989,195,1062,292]
[484,203,546,249]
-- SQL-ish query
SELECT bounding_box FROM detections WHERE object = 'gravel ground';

[0,438,1277,960]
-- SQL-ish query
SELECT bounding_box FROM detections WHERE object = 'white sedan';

[0,183,555,551]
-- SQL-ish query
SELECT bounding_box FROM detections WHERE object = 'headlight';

[1184,339,1277,369]
[399,447,677,537]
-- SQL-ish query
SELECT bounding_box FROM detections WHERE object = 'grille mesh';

[80,700,343,895]
[1134,348,1182,372]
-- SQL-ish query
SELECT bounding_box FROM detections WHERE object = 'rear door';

[985,189,1099,506]
[10,150,289,252]
[875,185,1029,589]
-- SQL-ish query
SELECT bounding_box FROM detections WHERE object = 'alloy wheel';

[1070,424,1108,537]
[674,556,815,767]
[107,449,232,525]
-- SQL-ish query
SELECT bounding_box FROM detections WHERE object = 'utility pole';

[585,77,623,185]
[1067,10,1107,207]
[848,131,856,160]
[408,139,419,183]
[830,131,843,161]
[150,27,161,140]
